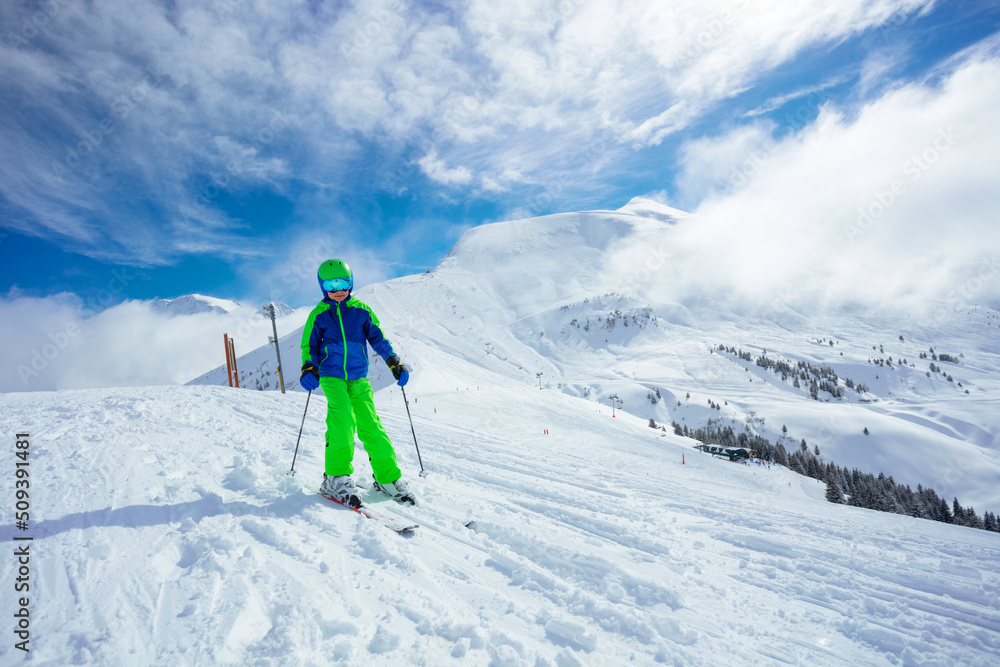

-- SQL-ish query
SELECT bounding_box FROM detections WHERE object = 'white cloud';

[857,44,913,97]
[481,167,528,193]
[664,42,1000,313]
[674,123,778,209]
[744,76,849,118]
[0,294,277,392]
[0,0,938,265]
[418,151,473,186]
[0,0,310,264]
[0,222,425,392]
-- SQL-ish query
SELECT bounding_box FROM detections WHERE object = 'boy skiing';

[300,259,415,507]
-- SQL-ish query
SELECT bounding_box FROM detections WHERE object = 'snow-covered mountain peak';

[148,294,295,319]
[615,195,695,223]
[150,293,242,315]
[435,203,688,315]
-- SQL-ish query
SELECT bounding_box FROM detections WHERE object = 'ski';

[363,495,476,531]
[317,493,419,534]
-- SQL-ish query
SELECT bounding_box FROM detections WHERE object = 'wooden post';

[229,337,240,388]
[224,334,233,387]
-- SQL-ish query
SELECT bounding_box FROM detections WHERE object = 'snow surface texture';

[4,198,997,664]
[1,377,998,665]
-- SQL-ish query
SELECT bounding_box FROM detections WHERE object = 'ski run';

[1,375,997,665]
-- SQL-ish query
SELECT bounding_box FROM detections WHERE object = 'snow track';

[1,383,998,665]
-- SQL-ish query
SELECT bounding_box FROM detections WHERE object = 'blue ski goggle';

[321,276,353,292]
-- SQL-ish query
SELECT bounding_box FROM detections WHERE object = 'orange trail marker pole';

[224,334,233,387]
[229,337,240,388]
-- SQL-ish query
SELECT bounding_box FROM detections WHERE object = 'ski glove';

[300,363,320,391]
[386,355,410,387]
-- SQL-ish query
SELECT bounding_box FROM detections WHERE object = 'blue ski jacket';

[300,296,396,380]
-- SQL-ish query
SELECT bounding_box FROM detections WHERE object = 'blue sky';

[2,0,1000,313]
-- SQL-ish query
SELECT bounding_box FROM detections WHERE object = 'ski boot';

[320,474,363,509]
[373,476,416,505]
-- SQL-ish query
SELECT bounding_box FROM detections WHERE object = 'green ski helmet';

[318,259,354,294]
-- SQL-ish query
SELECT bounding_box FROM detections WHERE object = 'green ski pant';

[319,376,401,484]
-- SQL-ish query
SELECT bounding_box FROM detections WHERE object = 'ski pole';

[289,390,312,475]
[400,385,427,477]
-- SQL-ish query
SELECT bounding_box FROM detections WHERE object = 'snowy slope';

[2,354,999,665]
[194,199,1000,513]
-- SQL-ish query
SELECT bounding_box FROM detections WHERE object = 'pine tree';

[874,490,890,513]
[939,497,953,523]
[769,443,784,466]
[825,480,845,504]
